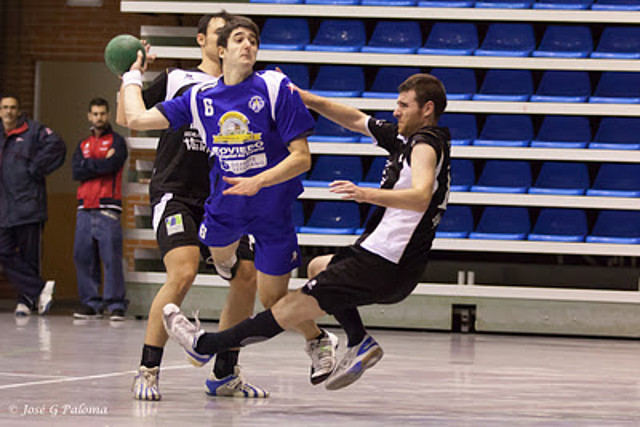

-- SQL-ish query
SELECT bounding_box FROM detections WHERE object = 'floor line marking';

[0,364,192,390]
[0,372,70,379]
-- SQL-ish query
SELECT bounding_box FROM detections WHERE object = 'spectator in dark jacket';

[0,94,66,317]
[72,98,128,321]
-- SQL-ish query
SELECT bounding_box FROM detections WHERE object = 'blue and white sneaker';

[132,366,161,401]
[324,334,383,390]
[204,366,269,398]
[162,303,212,367]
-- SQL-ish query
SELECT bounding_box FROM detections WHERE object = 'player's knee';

[166,268,197,294]
[258,289,287,309]
[307,255,331,278]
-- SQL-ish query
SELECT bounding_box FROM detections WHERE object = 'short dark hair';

[88,97,109,112]
[398,74,447,119]
[216,16,260,49]
[197,10,234,35]
[1,94,21,107]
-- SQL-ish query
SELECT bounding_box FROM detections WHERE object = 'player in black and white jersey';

[162,73,451,391]
[118,12,266,401]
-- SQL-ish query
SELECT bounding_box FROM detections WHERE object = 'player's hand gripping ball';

[104,34,146,75]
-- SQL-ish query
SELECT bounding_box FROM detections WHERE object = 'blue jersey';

[159,70,315,218]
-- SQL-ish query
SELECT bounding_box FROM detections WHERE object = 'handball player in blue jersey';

[122,16,339,387]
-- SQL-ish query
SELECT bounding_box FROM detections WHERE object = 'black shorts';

[301,245,425,315]
[152,194,254,261]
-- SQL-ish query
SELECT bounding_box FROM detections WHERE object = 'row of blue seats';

[293,201,640,244]
[451,160,640,196]
[260,20,640,58]
[253,0,640,10]
[303,156,640,196]
[311,113,640,150]
[265,65,640,104]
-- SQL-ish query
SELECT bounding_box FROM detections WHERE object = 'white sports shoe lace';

[167,308,203,349]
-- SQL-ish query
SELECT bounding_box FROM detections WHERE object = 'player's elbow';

[126,116,150,131]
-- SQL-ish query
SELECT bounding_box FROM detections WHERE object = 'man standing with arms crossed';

[119,13,336,401]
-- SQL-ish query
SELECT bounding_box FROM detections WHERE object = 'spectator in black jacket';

[72,97,128,321]
[0,94,66,317]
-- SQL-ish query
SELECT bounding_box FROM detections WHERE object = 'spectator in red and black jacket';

[0,94,66,317]
[71,97,128,321]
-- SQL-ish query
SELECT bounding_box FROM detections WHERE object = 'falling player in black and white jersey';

[163,73,451,390]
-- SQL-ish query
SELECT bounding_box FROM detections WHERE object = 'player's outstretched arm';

[296,88,369,136]
[222,137,311,196]
[330,143,437,212]
[121,50,169,131]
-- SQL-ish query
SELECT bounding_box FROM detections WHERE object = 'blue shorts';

[198,202,301,276]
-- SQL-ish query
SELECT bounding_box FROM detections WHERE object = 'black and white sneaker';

[73,304,103,319]
[110,309,126,321]
[305,330,339,385]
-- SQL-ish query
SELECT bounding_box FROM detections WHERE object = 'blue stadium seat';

[528,209,588,242]
[308,116,361,142]
[476,0,533,7]
[363,67,421,99]
[530,71,591,103]
[592,0,640,9]
[303,155,363,187]
[359,157,387,188]
[438,114,477,146]
[363,0,416,5]
[473,70,533,101]
[292,200,305,231]
[298,201,361,235]
[529,162,590,195]
[419,0,474,5]
[533,26,593,57]
[469,207,530,240]
[586,210,640,244]
[450,159,475,191]
[263,64,309,89]
[586,163,640,197]
[591,118,640,150]
[475,24,535,56]
[436,206,474,238]
[260,18,310,50]
[306,0,360,4]
[591,27,640,59]
[589,72,640,104]
[418,23,478,55]
[474,115,533,147]
[306,20,365,52]
[361,21,422,54]
[310,66,365,97]
[471,160,532,193]
[251,0,302,4]
[533,0,592,8]
[531,116,591,149]
[430,69,476,100]
[360,111,396,143]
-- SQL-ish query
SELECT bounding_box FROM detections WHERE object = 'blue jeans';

[73,209,127,312]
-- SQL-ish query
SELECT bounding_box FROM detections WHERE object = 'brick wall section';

[0,0,199,115]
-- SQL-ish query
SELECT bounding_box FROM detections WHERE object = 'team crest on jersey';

[248,96,265,113]
[213,111,262,144]
[165,214,184,236]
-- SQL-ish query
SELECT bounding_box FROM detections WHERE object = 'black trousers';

[0,222,45,308]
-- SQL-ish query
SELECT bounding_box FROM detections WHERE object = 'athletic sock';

[332,308,366,347]
[196,309,284,355]
[141,344,164,368]
[213,349,239,379]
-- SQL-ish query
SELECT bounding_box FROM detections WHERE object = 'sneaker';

[38,280,55,315]
[132,366,161,401]
[305,329,339,385]
[73,304,103,319]
[325,335,383,391]
[110,309,126,321]
[15,303,31,317]
[204,366,269,398]
[162,303,212,367]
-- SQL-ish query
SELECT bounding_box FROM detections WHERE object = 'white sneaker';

[38,280,55,315]
[325,334,383,391]
[162,303,212,367]
[305,330,339,385]
[132,366,161,401]
[204,366,269,398]
[15,303,31,317]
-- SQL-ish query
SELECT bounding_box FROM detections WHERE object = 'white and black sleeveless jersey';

[356,117,451,267]
[143,68,219,204]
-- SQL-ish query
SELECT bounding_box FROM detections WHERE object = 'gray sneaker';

[162,303,213,367]
[305,330,339,385]
[132,366,161,401]
[204,366,269,398]
[38,280,55,315]
[325,334,383,391]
